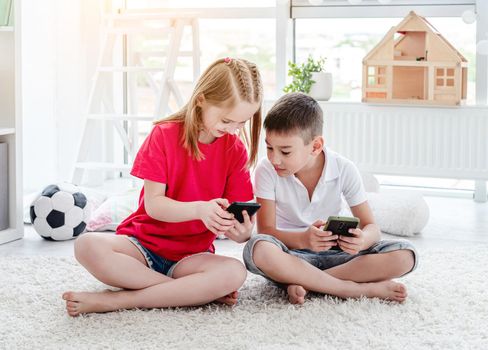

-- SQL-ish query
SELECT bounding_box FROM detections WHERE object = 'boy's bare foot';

[62,290,119,316]
[216,291,239,306]
[364,281,408,302]
[287,284,308,305]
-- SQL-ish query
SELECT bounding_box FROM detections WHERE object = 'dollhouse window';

[435,67,455,88]
[367,66,386,87]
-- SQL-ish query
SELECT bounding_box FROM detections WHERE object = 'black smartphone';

[323,216,360,250]
[226,202,261,223]
[323,216,360,237]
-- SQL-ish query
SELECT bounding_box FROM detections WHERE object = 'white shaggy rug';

[1,247,488,350]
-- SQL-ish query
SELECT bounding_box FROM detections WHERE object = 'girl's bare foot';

[364,280,408,302]
[287,284,307,305]
[216,291,239,306]
[62,290,119,316]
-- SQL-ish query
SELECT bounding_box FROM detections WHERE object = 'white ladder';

[72,9,200,186]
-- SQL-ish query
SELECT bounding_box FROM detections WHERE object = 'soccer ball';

[30,184,92,241]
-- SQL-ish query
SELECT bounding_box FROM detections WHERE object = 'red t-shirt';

[116,121,253,261]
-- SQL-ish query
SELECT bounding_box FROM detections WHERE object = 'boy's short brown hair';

[264,92,323,144]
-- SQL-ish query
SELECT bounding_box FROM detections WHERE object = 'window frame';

[291,1,476,19]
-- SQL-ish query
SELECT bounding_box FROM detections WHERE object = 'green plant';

[283,56,326,94]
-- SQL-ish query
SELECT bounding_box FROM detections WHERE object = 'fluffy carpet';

[1,247,487,350]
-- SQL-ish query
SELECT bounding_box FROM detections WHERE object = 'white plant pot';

[309,72,333,101]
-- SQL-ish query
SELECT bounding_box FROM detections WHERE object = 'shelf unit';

[0,0,23,245]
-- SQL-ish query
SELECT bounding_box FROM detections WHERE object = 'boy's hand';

[337,228,365,255]
[198,199,234,236]
[302,220,338,252]
[225,210,255,243]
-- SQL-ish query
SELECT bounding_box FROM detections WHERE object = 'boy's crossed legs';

[63,233,246,316]
[287,251,414,304]
[243,234,417,304]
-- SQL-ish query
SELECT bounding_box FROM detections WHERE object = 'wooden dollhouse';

[362,11,467,106]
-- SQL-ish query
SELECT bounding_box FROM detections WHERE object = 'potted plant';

[283,56,333,101]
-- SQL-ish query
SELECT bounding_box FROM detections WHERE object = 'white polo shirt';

[253,147,367,232]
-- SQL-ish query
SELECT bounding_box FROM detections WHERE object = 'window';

[112,2,276,151]
[435,67,455,88]
[129,18,276,125]
[295,17,476,103]
[367,66,386,87]
[294,14,478,193]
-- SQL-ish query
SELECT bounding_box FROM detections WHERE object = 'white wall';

[22,0,100,193]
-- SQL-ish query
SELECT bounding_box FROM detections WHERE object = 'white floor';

[0,195,487,256]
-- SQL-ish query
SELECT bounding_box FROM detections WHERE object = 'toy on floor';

[30,183,91,241]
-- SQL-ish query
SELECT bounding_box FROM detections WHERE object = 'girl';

[63,57,263,316]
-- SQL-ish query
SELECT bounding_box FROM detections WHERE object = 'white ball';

[32,196,52,218]
[83,205,92,222]
[30,184,90,241]
[477,40,488,56]
[461,10,476,24]
[52,226,76,241]
[51,191,75,212]
[65,206,84,227]
[33,218,53,237]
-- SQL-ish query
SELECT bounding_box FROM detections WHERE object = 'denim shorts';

[126,236,214,278]
[243,234,418,281]
[126,236,179,277]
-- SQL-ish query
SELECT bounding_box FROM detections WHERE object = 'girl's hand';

[198,199,234,236]
[301,220,338,252]
[337,228,365,255]
[224,210,255,243]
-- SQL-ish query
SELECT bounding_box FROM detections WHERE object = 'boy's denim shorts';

[243,234,418,281]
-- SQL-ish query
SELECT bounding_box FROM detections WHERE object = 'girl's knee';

[74,233,104,264]
[221,258,247,290]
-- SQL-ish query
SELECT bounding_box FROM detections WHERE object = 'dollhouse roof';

[364,11,467,63]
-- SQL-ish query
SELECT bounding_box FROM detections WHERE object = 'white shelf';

[0,128,15,136]
[0,0,23,245]
[0,228,22,245]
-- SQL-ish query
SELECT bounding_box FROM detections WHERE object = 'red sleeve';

[130,125,167,184]
[223,138,254,203]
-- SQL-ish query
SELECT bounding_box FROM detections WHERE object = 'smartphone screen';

[324,216,360,237]
[324,216,359,250]
[226,202,261,223]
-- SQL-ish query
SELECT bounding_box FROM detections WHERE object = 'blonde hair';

[154,58,263,167]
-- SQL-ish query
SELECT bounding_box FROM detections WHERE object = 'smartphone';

[323,216,360,237]
[324,216,360,250]
[226,202,261,223]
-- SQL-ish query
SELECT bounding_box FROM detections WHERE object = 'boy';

[243,92,417,304]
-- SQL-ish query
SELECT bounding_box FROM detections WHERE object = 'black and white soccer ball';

[30,184,92,241]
